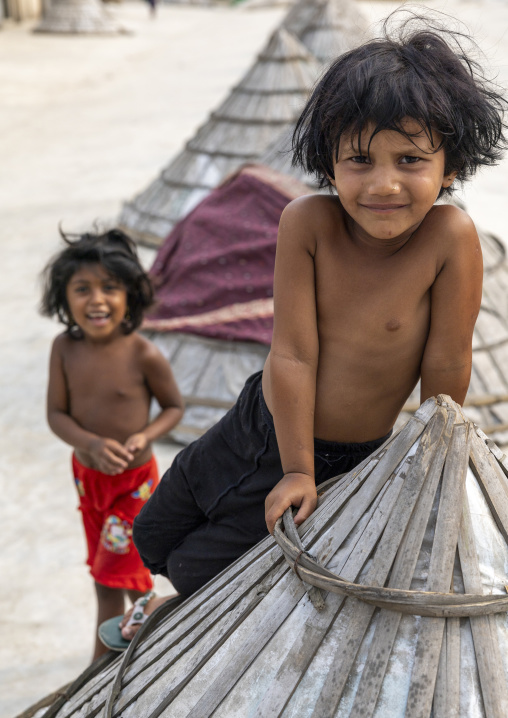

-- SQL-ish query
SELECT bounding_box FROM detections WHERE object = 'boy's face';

[329,119,456,245]
[66,263,128,342]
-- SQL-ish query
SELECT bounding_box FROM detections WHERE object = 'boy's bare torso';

[262,194,474,443]
[58,332,153,468]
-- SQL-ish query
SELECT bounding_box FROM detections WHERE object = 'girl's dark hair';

[40,228,153,336]
[293,11,507,196]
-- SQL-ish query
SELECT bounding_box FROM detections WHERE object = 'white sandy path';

[1,1,508,715]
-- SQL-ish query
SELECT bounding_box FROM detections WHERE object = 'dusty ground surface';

[1,0,508,715]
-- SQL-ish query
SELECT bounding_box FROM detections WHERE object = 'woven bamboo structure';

[118,29,320,247]
[34,0,124,34]
[259,126,311,186]
[146,331,269,444]
[282,0,368,63]
[34,395,508,717]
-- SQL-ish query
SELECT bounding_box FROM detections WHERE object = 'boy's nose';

[367,171,401,196]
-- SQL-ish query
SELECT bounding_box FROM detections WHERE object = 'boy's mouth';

[361,203,407,213]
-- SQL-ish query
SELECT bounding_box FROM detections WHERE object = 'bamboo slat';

[458,491,508,717]
[248,478,404,718]
[433,613,461,718]
[470,431,508,542]
[348,411,457,717]
[405,422,471,718]
[307,409,450,716]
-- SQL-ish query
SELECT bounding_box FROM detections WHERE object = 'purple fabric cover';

[144,171,294,345]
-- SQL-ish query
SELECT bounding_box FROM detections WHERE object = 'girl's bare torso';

[62,333,153,468]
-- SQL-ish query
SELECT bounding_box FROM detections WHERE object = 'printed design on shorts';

[100,515,132,554]
[74,477,85,497]
[131,478,154,501]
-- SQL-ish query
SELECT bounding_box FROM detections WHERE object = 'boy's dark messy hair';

[293,10,507,196]
[40,228,153,336]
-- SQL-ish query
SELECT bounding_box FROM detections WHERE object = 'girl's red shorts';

[72,454,159,592]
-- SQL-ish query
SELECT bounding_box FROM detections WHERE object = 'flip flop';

[99,590,156,652]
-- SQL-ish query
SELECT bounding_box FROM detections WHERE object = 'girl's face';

[329,118,457,246]
[66,263,128,342]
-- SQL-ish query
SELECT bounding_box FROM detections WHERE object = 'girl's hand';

[265,472,317,535]
[124,433,148,456]
[88,437,134,475]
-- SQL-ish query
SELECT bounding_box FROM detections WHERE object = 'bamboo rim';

[273,508,508,617]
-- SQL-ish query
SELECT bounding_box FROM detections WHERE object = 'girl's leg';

[126,588,145,603]
[93,581,126,660]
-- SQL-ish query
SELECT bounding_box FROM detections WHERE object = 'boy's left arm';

[420,210,483,405]
[125,341,184,455]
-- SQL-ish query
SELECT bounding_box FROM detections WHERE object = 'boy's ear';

[442,171,457,189]
[327,173,336,188]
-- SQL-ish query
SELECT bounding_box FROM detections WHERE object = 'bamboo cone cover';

[42,395,508,717]
[34,0,125,34]
[118,29,320,246]
[282,0,369,63]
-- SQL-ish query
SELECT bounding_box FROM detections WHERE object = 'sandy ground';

[2,0,508,715]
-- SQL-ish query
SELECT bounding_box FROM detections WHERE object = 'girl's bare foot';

[120,594,178,640]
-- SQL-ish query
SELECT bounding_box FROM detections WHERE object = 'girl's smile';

[66,264,128,341]
[330,118,457,247]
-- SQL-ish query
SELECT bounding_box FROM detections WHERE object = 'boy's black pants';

[133,371,390,596]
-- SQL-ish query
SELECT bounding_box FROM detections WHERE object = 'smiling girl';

[41,229,183,659]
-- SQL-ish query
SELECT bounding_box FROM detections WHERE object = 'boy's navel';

[385,318,401,332]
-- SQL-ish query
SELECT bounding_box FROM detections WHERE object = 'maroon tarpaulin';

[143,165,311,345]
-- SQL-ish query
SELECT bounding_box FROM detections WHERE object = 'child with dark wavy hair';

[41,228,184,660]
[116,14,507,642]
[293,13,505,193]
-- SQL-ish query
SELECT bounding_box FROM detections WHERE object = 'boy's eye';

[350,155,369,164]
[400,155,421,164]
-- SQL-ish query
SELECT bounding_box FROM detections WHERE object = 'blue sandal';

[98,590,156,652]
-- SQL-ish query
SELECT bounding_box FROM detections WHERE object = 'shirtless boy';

[125,18,506,636]
[42,229,184,658]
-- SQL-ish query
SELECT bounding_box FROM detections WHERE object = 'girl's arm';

[420,208,483,404]
[264,198,320,534]
[47,335,134,473]
[124,340,184,455]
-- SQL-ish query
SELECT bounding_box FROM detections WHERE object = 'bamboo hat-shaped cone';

[34,0,125,34]
[243,0,294,8]
[41,395,508,717]
[282,0,369,63]
[258,125,314,187]
[118,29,320,247]
[279,0,326,38]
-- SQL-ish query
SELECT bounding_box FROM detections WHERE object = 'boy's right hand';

[88,437,134,475]
[265,472,317,535]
